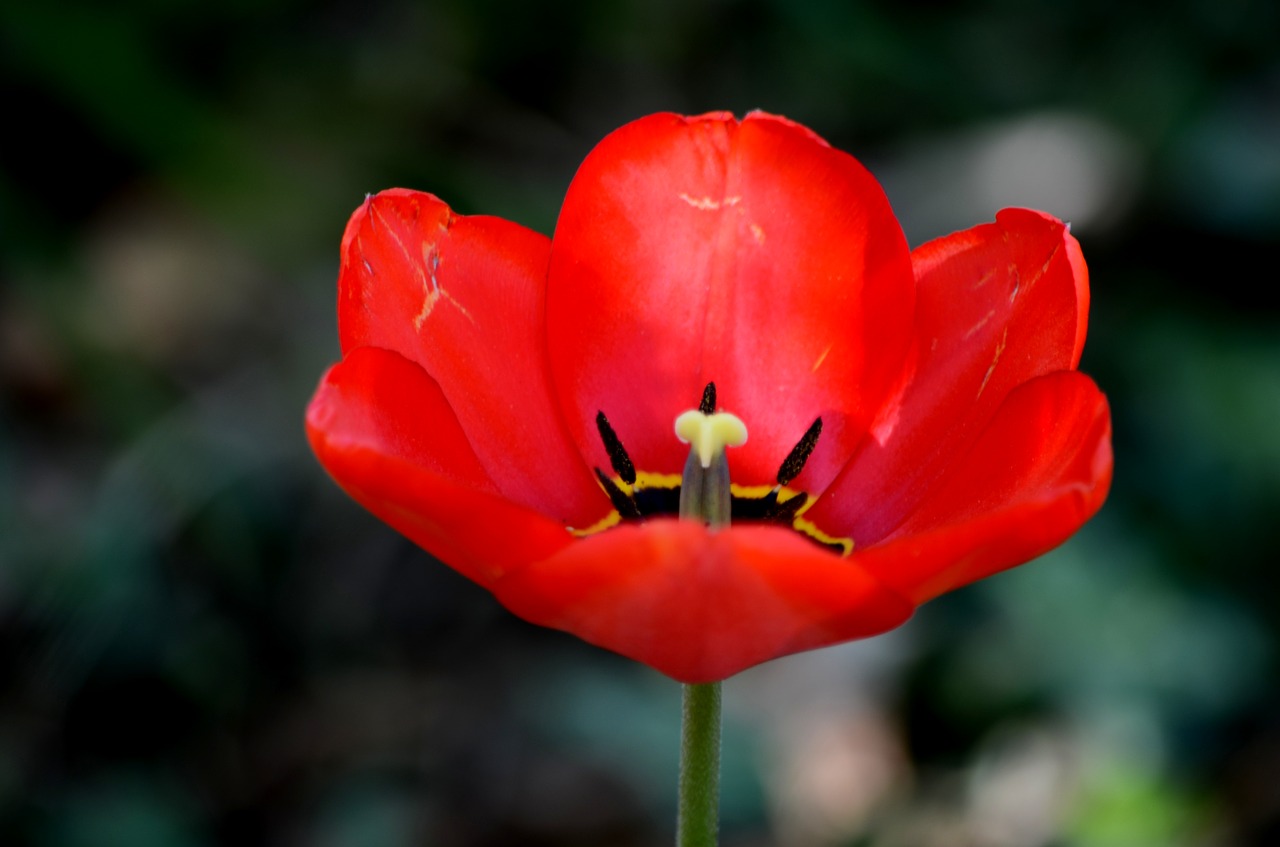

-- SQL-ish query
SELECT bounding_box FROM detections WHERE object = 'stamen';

[595,411,636,485]
[699,382,717,415]
[776,417,822,485]
[594,467,642,518]
[767,491,809,521]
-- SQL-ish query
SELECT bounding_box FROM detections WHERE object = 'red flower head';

[306,111,1113,683]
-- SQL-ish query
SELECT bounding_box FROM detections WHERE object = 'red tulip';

[306,111,1112,683]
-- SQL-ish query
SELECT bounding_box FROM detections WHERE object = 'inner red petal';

[546,112,914,493]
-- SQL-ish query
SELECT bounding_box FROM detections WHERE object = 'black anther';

[699,382,716,415]
[776,417,823,486]
[595,411,636,485]
[594,468,642,519]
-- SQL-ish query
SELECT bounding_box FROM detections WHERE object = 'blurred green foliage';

[2,0,1278,845]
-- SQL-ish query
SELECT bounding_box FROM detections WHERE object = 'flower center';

[573,382,853,555]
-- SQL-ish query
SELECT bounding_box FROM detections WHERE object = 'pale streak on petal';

[963,309,997,340]
[678,193,741,211]
[811,343,833,373]
[414,242,474,330]
[1009,238,1059,304]
[750,223,766,244]
[869,367,910,447]
[365,202,473,330]
[976,328,1008,399]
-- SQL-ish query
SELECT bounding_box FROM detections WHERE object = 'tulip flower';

[306,111,1112,686]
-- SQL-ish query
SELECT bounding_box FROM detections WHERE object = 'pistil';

[675,384,746,530]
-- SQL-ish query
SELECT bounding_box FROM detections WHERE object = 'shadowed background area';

[2,0,1278,845]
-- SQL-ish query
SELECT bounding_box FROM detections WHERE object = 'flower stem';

[676,681,722,847]
[673,391,734,846]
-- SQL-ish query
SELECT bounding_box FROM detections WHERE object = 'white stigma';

[674,410,748,469]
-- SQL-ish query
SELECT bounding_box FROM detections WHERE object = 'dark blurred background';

[2,0,1278,845]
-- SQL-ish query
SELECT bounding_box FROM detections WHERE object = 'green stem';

[674,395,733,846]
[676,681,722,847]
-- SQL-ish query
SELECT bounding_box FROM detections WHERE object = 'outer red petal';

[807,209,1090,543]
[306,347,576,587]
[855,370,1113,604]
[337,189,606,526]
[546,112,914,493]
[493,520,915,683]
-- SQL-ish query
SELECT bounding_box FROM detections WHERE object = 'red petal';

[546,112,914,493]
[493,520,914,683]
[307,347,576,587]
[807,208,1090,543]
[338,189,606,526]
[855,371,1112,604]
